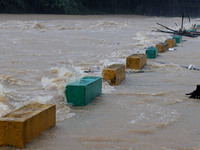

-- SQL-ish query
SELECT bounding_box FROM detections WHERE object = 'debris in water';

[169,48,176,51]
[188,64,195,70]
[155,12,200,37]
[186,85,200,99]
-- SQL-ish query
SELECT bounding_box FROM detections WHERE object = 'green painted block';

[146,46,158,59]
[187,29,195,32]
[173,35,182,44]
[65,76,102,106]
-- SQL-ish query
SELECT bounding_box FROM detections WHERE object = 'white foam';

[0,102,9,117]
[41,66,80,96]
[134,31,170,48]
[102,82,116,93]
[56,109,75,122]
[0,84,6,103]
[129,104,180,128]
[31,95,53,104]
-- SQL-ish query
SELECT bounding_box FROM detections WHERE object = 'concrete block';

[146,46,158,59]
[196,25,200,30]
[156,42,169,53]
[102,64,125,86]
[173,35,182,44]
[187,29,195,32]
[165,39,176,48]
[0,102,56,148]
[126,54,147,70]
[65,76,102,106]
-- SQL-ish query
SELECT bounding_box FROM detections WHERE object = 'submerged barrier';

[65,76,102,106]
[0,102,56,148]
[102,64,125,86]
[152,60,200,71]
[126,54,147,70]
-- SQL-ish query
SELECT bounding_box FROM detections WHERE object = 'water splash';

[134,31,170,48]
[0,84,10,117]
[31,95,53,104]
[41,66,79,95]
[0,102,9,117]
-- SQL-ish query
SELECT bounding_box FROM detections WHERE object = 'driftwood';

[156,12,200,38]
[156,23,200,37]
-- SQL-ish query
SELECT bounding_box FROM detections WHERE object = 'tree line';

[0,0,200,16]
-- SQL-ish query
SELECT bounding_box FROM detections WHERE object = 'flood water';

[0,14,200,150]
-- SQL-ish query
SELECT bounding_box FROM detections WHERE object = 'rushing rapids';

[0,14,200,150]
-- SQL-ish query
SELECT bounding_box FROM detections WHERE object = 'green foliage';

[0,0,81,14]
[42,0,79,14]
[0,0,26,13]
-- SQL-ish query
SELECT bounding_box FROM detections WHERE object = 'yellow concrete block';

[0,102,56,148]
[102,64,125,86]
[156,42,169,53]
[165,39,176,48]
[126,54,147,70]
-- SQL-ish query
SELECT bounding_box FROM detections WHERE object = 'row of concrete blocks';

[146,35,182,59]
[65,35,183,106]
[0,35,182,149]
[103,35,182,85]
[65,54,147,107]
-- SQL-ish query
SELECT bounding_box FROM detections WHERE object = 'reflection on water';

[0,14,200,149]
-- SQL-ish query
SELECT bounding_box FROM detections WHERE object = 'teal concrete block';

[173,35,182,44]
[146,46,158,59]
[65,76,102,106]
[187,29,195,32]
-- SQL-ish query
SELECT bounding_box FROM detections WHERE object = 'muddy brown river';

[0,14,200,150]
